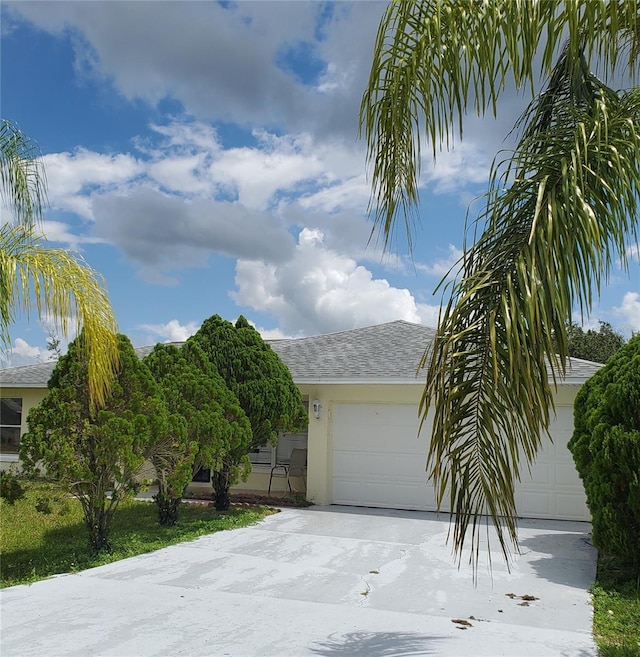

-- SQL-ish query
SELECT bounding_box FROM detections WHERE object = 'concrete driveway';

[0,505,596,657]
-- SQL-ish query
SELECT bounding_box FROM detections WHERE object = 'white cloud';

[416,244,464,278]
[30,118,375,279]
[253,325,296,341]
[233,227,439,336]
[7,1,383,140]
[209,132,329,211]
[614,292,640,333]
[297,174,370,214]
[137,319,199,343]
[39,221,107,249]
[420,141,492,194]
[0,338,47,368]
[43,149,143,219]
[148,155,211,196]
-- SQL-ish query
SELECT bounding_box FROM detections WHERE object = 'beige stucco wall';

[297,382,581,506]
[0,388,49,472]
[1,382,582,502]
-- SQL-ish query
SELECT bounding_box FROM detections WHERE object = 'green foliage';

[21,333,176,551]
[143,341,252,524]
[569,336,640,573]
[190,315,307,509]
[192,315,307,446]
[0,469,25,505]
[361,0,640,567]
[565,322,626,364]
[0,481,274,588]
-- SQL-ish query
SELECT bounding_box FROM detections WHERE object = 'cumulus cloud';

[31,119,377,280]
[0,338,47,368]
[43,149,143,219]
[38,220,107,249]
[92,187,295,279]
[137,319,199,343]
[7,1,383,140]
[614,292,640,333]
[210,131,331,211]
[416,244,464,278]
[233,227,439,336]
[419,141,493,195]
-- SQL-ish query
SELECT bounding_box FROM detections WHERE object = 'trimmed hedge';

[568,335,640,573]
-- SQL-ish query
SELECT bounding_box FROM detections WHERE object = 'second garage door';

[331,402,589,521]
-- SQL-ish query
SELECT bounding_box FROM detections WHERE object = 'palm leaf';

[0,119,48,226]
[361,0,640,246]
[362,0,640,568]
[421,52,640,566]
[0,224,119,410]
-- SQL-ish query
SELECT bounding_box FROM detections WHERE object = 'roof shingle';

[0,320,602,388]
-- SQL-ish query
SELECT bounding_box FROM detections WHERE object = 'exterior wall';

[1,382,583,509]
[299,383,424,505]
[0,387,48,472]
[299,382,581,506]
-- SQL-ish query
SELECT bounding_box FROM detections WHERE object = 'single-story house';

[0,320,601,521]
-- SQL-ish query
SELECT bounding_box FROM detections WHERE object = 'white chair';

[268,448,307,495]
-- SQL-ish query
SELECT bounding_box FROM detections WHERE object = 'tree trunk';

[84,506,112,552]
[212,466,232,511]
[153,492,181,526]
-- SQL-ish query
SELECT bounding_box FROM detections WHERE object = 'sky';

[2,1,639,367]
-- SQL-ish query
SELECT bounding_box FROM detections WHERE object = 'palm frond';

[0,119,48,226]
[361,0,640,246]
[0,224,119,410]
[421,52,640,566]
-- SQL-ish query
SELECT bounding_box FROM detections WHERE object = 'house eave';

[295,376,590,386]
[294,377,426,386]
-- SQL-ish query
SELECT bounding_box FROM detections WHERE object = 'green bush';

[0,470,25,505]
[568,335,640,573]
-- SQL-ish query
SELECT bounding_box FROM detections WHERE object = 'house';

[0,320,601,521]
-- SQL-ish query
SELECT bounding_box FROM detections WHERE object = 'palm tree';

[0,119,118,409]
[360,1,640,566]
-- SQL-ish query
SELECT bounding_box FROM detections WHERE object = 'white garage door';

[331,403,590,521]
[514,406,590,520]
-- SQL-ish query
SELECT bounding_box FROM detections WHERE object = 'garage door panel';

[556,493,590,520]
[332,402,589,521]
[333,450,429,480]
[333,478,438,511]
[331,404,444,511]
[332,406,426,452]
[514,408,589,520]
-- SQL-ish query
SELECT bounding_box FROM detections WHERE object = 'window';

[192,466,211,483]
[275,428,307,465]
[0,398,22,455]
[249,444,274,467]
[249,406,309,468]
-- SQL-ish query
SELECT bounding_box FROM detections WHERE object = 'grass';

[592,554,640,657]
[0,481,275,588]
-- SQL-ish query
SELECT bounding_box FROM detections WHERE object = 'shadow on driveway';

[309,631,443,656]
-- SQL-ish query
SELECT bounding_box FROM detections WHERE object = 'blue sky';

[2,1,639,367]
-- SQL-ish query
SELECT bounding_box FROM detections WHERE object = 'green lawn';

[592,554,640,657]
[0,481,274,588]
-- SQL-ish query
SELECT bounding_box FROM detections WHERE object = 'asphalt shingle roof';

[0,320,602,388]
[268,320,436,382]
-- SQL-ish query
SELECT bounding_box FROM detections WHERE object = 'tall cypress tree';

[144,341,252,523]
[190,315,307,509]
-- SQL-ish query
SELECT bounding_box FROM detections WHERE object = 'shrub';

[568,335,640,573]
[0,470,25,505]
